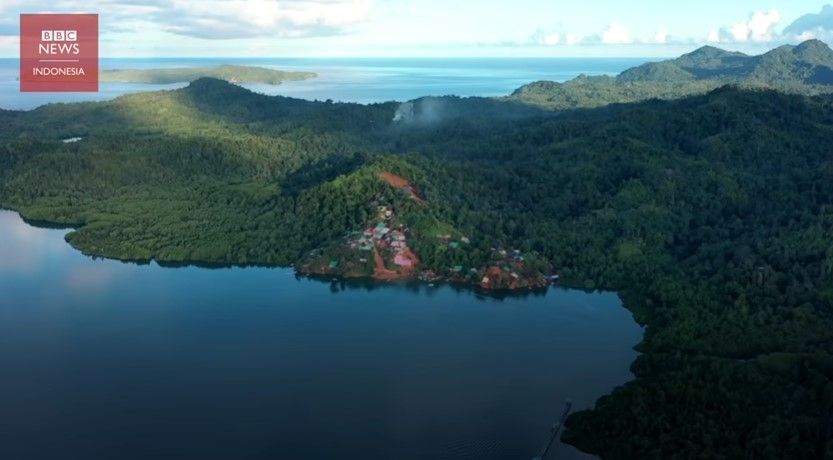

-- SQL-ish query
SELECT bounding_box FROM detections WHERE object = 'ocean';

[0,57,651,110]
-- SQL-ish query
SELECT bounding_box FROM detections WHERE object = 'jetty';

[532,400,573,460]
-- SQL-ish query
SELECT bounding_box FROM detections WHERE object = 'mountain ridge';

[511,39,833,109]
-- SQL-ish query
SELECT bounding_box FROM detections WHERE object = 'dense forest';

[510,39,833,109]
[2,66,833,457]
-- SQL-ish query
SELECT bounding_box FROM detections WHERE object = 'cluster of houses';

[303,202,555,289]
[478,248,535,289]
[346,205,415,268]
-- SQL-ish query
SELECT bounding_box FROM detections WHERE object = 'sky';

[0,1,832,57]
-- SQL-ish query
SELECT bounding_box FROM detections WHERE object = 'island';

[2,40,833,460]
[100,64,317,85]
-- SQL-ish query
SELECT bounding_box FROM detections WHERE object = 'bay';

[0,210,642,459]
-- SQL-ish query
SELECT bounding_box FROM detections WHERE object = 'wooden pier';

[532,400,573,460]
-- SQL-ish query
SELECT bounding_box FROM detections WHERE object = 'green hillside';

[510,39,833,109]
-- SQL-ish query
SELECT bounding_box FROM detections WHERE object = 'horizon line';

[2,55,663,60]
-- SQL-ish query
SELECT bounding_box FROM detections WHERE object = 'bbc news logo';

[39,30,81,55]
[41,30,78,41]
[20,14,98,92]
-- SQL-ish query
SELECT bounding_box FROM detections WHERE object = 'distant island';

[511,39,833,109]
[100,64,317,85]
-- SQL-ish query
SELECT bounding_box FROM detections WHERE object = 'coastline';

[0,206,561,296]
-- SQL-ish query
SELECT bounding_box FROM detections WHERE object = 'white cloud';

[565,32,580,46]
[747,10,781,41]
[541,33,560,45]
[707,29,720,43]
[795,29,833,42]
[160,0,374,38]
[532,23,677,47]
[729,22,749,41]
[654,28,669,44]
[532,29,562,46]
[714,9,782,43]
[600,23,631,44]
[783,5,833,43]
[530,27,585,47]
[0,0,375,39]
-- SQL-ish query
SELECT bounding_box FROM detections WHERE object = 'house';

[374,223,390,239]
[394,254,414,267]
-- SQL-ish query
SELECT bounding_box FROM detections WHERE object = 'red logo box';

[20,14,98,92]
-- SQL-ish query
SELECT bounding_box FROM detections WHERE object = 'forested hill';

[2,80,833,458]
[510,39,833,109]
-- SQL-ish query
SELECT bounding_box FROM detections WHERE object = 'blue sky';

[0,0,832,57]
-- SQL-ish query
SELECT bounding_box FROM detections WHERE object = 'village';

[298,171,553,290]
[299,204,420,281]
[299,204,553,290]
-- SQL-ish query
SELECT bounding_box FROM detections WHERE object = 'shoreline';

[0,206,564,297]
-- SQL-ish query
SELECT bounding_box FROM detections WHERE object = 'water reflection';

[305,273,557,301]
[0,210,74,273]
[64,264,120,291]
[0,210,641,460]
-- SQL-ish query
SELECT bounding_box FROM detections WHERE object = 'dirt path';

[378,171,427,206]
[396,247,419,275]
[373,248,401,280]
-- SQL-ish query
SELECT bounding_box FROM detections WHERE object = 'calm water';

[0,210,642,459]
[0,57,650,109]
[1,57,644,458]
